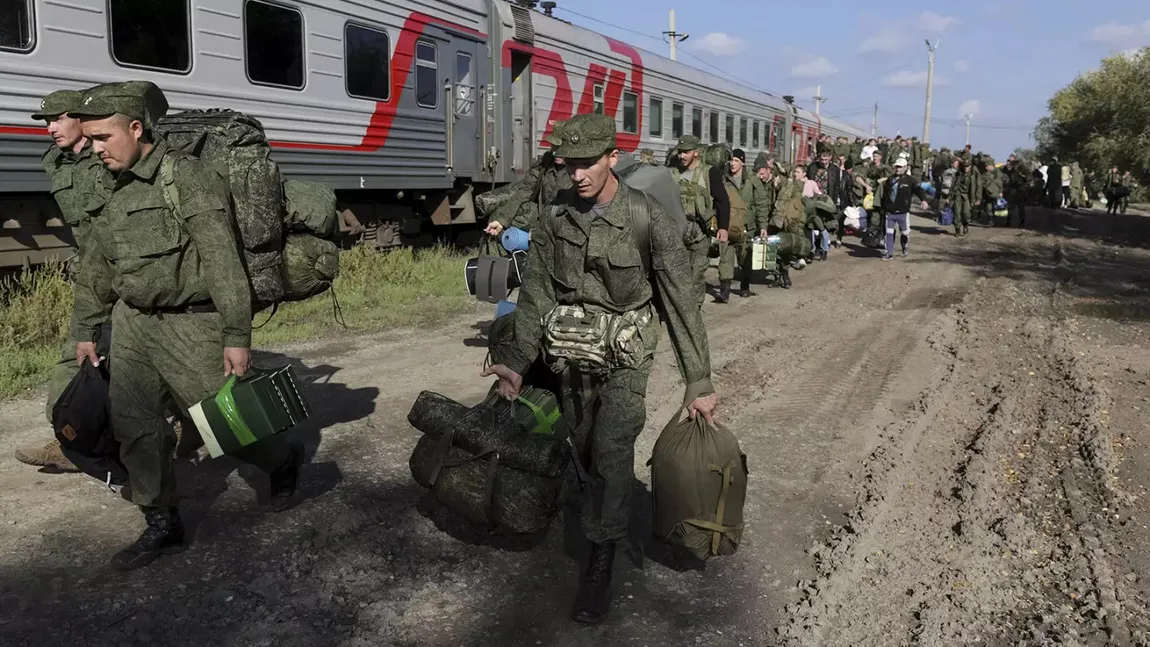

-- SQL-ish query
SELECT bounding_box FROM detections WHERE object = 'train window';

[110,0,190,72]
[455,52,474,117]
[739,117,747,147]
[622,91,638,134]
[345,23,390,101]
[415,40,438,108]
[0,0,34,52]
[691,107,702,138]
[648,97,663,137]
[752,121,760,149]
[671,102,684,139]
[593,84,605,115]
[724,114,733,145]
[772,119,785,156]
[245,0,304,89]
[708,111,718,143]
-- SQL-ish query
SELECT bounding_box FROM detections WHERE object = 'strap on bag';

[426,402,504,526]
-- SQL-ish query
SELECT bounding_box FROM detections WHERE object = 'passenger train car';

[0,0,869,267]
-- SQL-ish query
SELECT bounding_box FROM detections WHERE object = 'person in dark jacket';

[880,158,932,260]
[1045,158,1063,208]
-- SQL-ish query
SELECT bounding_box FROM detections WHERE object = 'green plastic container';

[188,365,311,458]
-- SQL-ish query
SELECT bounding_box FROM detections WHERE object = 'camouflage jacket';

[977,168,1004,200]
[74,138,253,347]
[505,185,713,396]
[42,142,109,254]
[488,152,572,231]
[723,170,770,235]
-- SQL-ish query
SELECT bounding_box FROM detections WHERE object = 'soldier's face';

[82,114,146,172]
[729,157,744,175]
[678,149,698,167]
[952,160,960,169]
[757,168,770,182]
[567,149,618,200]
[46,114,84,149]
[872,153,882,164]
[792,167,805,181]
[820,153,832,166]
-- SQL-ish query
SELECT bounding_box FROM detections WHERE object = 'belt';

[129,302,217,316]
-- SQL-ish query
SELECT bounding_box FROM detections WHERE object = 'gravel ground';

[2,208,1149,646]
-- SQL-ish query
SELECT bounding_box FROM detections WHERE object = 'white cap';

[894,158,908,167]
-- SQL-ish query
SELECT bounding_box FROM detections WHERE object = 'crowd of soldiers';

[15,83,303,570]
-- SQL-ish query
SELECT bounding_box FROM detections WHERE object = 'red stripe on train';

[0,126,47,135]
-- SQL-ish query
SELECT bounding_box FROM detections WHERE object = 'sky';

[549,0,1150,160]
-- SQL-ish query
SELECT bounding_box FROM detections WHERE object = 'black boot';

[111,507,185,571]
[736,282,756,298]
[779,266,792,289]
[571,541,616,624]
[270,441,305,512]
[714,280,730,303]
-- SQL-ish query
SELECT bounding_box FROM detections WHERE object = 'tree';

[1011,147,1040,169]
[1033,47,1150,196]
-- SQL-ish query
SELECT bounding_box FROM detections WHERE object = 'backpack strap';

[157,154,182,219]
[628,187,652,276]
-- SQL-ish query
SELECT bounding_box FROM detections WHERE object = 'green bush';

[0,262,73,399]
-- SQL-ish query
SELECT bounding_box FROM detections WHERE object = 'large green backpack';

[155,109,339,311]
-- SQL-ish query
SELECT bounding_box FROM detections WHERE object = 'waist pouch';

[542,305,652,372]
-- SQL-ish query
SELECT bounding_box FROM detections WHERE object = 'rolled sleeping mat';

[501,227,531,252]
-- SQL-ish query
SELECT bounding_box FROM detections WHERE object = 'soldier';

[806,149,841,260]
[637,148,657,165]
[1119,171,1136,213]
[1105,166,1122,214]
[977,158,1003,225]
[481,121,571,244]
[956,144,973,165]
[480,113,719,624]
[69,81,303,571]
[752,152,777,232]
[13,90,106,472]
[952,159,975,236]
[672,134,730,306]
[717,149,768,301]
[1002,156,1029,225]
[860,149,891,242]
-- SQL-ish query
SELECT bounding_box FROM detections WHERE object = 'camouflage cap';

[752,151,770,172]
[32,89,85,120]
[674,134,703,152]
[553,113,616,160]
[69,80,169,129]
[544,119,567,148]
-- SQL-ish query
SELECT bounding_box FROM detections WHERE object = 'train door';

[448,39,483,177]
[509,52,532,172]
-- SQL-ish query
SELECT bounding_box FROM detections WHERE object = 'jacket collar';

[123,137,169,182]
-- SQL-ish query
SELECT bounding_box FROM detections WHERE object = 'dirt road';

[3,208,1150,646]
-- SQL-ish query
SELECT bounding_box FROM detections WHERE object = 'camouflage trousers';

[110,301,290,508]
[559,362,651,543]
[953,195,972,232]
[717,237,748,283]
[685,225,710,308]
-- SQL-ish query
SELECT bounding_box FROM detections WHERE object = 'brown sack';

[649,409,747,561]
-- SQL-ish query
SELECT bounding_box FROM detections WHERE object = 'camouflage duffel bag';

[773,231,811,263]
[407,390,570,535]
[281,233,339,302]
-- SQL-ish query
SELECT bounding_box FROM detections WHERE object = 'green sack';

[774,231,811,263]
[703,144,732,167]
[281,233,338,302]
[283,180,339,239]
[649,407,747,561]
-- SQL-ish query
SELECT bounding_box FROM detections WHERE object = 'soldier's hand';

[687,392,719,425]
[480,364,523,400]
[485,221,505,237]
[76,341,100,367]
[716,229,729,243]
[224,347,251,377]
[759,229,768,239]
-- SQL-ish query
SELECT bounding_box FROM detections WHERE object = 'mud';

[2,208,1150,646]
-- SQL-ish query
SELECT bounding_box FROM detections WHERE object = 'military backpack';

[155,109,340,311]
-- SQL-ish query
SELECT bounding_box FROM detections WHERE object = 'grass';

[0,245,475,400]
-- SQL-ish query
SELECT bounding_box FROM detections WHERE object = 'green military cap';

[32,90,84,120]
[752,151,770,171]
[544,119,567,147]
[69,80,169,129]
[553,113,616,160]
[674,134,703,152]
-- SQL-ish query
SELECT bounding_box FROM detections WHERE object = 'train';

[0,0,870,268]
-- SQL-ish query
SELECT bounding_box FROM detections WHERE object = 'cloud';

[958,99,980,119]
[953,59,970,73]
[884,70,949,88]
[919,12,956,32]
[860,29,905,53]
[689,32,746,57]
[791,56,839,79]
[1088,20,1150,45]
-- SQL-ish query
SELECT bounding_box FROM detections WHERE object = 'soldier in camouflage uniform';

[70,81,302,571]
[1003,156,1031,226]
[672,134,730,307]
[976,158,1003,225]
[752,152,777,233]
[952,159,976,236]
[859,149,892,242]
[482,114,718,625]
[716,149,768,301]
[479,121,572,248]
[13,90,107,472]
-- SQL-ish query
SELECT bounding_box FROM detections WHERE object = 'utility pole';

[812,85,827,116]
[922,39,938,145]
[964,113,973,147]
[662,9,689,61]
[871,102,878,136]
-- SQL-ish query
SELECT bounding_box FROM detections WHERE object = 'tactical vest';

[722,179,747,242]
[674,164,713,227]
